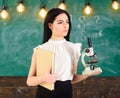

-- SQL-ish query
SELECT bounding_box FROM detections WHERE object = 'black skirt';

[35,80,72,98]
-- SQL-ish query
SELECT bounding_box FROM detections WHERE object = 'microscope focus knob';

[85,49,90,53]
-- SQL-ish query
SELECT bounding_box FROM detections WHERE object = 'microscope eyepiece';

[88,37,92,47]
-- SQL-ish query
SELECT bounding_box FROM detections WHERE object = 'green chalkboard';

[0,0,120,76]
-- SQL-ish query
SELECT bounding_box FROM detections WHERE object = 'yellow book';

[36,48,55,90]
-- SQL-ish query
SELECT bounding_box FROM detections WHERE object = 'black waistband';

[37,80,71,90]
[55,80,71,84]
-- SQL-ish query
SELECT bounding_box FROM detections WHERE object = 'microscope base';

[82,67,102,75]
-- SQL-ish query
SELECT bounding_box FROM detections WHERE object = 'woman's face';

[49,13,69,40]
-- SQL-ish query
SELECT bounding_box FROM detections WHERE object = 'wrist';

[37,75,46,85]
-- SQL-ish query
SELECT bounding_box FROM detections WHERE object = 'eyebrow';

[57,19,69,22]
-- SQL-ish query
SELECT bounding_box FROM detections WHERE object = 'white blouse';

[34,38,82,81]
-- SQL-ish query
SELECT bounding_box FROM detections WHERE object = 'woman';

[26,8,101,98]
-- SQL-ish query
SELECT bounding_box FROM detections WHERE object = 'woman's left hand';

[88,68,102,76]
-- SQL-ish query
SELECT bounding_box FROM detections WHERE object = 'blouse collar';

[48,38,66,44]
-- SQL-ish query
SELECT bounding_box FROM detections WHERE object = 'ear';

[48,23,52,29]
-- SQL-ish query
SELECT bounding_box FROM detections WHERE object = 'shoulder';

[33,45,41,51]
[33,41,49,51]
[66,41,82,50]
[65,41,82,63]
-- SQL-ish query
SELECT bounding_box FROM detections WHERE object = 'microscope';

[81,37,102,75]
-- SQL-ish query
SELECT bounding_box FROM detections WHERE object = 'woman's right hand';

[42,72,56,83]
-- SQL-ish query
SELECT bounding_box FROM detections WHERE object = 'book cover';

[36,48,55,90]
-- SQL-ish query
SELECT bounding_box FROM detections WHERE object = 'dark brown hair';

[43,8,71,43]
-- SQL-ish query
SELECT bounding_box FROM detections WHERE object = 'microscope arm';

[81,37,102,75]
[81,51,87,67]
[81,47,94,67]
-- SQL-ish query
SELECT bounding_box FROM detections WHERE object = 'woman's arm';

[26,51,45,86]
[71,63,101,84]
[72,74,89,84]
[26,50,56,86]
[71,63,89,84]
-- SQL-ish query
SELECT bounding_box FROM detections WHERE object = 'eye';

[66,21,69,23]
[66,19,69,23]
[58,21,63,24]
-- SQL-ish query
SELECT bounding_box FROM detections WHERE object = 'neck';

[50,36,64,40]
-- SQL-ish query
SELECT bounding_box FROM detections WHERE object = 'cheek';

[54,26,62,31]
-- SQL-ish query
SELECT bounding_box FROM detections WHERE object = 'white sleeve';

[73,43,82,64]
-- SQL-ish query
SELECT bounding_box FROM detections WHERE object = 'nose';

[63,22,68,28]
